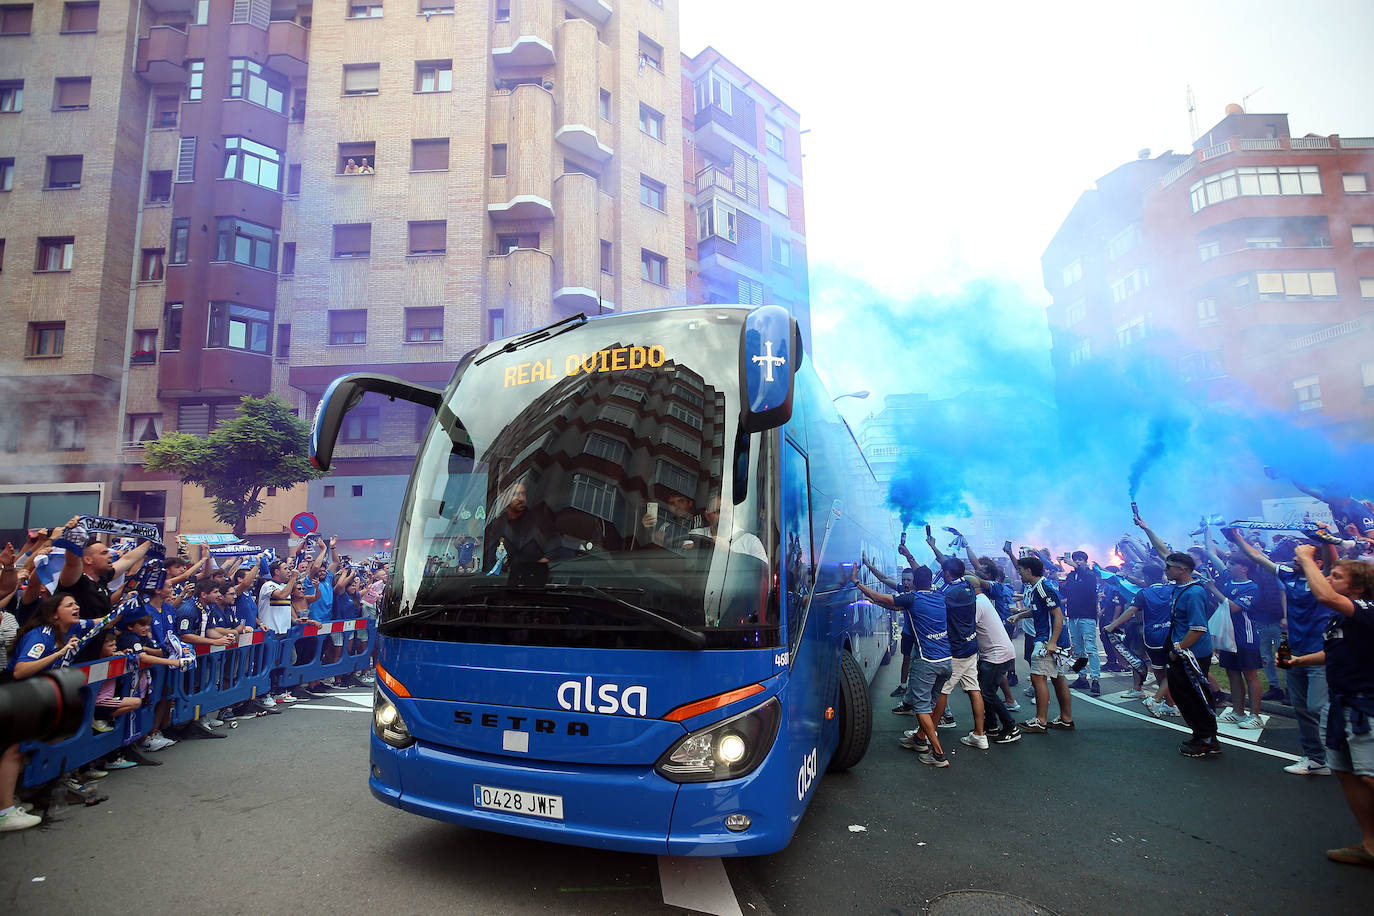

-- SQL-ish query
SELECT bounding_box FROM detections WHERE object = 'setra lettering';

[452,708,588,736]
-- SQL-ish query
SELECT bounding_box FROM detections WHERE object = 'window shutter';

[232,0,269,28]
[333,224,371,257]
[177,402,210,437]
[66,3,99,31]
[408,221,446,254]
[343,65,380,94]
[56,78,91,108]
[176,137,197,182]
[412,138,448,171]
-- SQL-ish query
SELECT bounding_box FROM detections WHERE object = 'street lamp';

[832,390,870,403]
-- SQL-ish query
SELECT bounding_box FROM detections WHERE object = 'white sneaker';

[274,692,299,704]
[1217,708,1240,724]
[959,731,989,749]
[1238,714,1264,729]
[259,695,278,708]
[0,808,42,832]
[1004,701,1021,712]
[1159,703,1180,717]
[1121,689,1146,699]
[144,733,176,750]
[201,716,224,728]
[1282,757,1332,776]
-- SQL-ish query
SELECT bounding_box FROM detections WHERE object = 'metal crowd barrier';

[20,618,376,788]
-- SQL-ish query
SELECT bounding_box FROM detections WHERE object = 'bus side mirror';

[739,305,804,433]
[310,373,443,471]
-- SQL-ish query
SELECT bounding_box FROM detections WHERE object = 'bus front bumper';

[370,734,796,856]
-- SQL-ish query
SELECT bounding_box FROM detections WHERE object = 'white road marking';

[658,856,743,916]
[289,704,372,713]
[1076,693,1301,761]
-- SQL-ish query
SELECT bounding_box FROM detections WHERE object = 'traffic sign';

[290,512,318,536]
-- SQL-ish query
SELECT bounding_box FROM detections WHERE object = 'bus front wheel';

[828,651,872,772]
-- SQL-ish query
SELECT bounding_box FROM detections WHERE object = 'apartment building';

[1044,107,1374,439]
[0,0,806,546]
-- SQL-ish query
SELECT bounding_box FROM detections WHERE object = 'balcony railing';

[696,165,735,196]
[1199,140,1233,161]
[1238,138,1281,150]
[1291,136,1333,149]
[1162,134,1365,189]
[1285,317,1363,353]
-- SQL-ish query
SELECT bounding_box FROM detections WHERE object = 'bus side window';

[783,439,812,640]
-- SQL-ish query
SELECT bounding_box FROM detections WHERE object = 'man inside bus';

[483,479,554,574]
[683,496,768,561]
[639,492,696,549]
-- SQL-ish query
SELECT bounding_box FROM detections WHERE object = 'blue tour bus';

[310,305,895,856]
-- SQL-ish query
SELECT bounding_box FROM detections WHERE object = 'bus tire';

[828,650,871,772]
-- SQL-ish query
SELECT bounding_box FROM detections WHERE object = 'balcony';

[554,173,600,311]
[136,26,189,85]
[565,0,612,24]
[266,20,309,77]
[553,18,612,161]
[486,248,553,334]
[493,1,554,68]
[489,85,555,221]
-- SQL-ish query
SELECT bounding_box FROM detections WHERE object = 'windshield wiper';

[473,314,588,366]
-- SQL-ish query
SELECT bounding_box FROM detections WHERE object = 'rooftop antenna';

[1242,86,1264,112]
[1186,85,1199,142]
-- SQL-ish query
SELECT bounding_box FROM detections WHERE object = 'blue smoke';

[1127,414,1189,500]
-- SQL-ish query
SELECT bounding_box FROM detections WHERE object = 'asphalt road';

[3,664,1372,916]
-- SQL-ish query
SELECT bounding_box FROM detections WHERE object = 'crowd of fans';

[0,518,387,833]
[863,480,1374,868]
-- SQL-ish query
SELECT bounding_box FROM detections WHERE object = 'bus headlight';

[655,697,780,783]
[373,687,415,749]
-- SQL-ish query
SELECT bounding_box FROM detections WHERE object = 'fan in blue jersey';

[1204,551,1265,729]
[1106,561,1176,712]
[1163,552,1220,759]
[1014,555,1074,733]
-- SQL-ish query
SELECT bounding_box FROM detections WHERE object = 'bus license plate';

[473,784,564,820]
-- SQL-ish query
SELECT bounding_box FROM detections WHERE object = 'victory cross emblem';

[752,340,786,382]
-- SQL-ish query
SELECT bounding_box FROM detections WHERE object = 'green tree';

[144,395,324,538]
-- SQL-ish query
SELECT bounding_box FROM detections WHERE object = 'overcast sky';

[681,0,1374,410]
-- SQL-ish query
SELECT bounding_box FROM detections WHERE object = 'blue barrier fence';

[20,618,376,788]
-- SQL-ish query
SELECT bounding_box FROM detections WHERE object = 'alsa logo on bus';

[556,678,649,717]
[796,747,818,801]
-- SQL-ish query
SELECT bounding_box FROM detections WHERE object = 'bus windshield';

[383,308,780,650]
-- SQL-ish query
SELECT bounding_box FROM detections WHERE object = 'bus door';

[782,435,826,801]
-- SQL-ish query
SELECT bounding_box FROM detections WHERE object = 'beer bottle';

[1277,631,1291,664]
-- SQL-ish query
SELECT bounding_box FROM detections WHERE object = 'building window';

[147,170,172,202]
[1189,164,1323,212]
[323,485,335,498]
[771,234,791,267]
[768,175,789,216]
[42,155,82,190]
[488,309,504,340]
[333,224,371,259]
[62,3,99,33]
[351,484,364,496]
[342,409,379,443]
[599,89,611,121]
[641,249,666,286]
[765,119,785,156]
[1255,270,1338,298]
[0,157,12,191]
[28,322,65,357]
[280,241,296,276]
[408,220,446,256]
[269,324,288,360]
[131,329,157,364]
[1068,340,1090,367]
[53,77,91,110]
[494,1,510,22]
[140,248,165,282]
[207,301,271,354]
[1244,236,1281,249]
[1293,375,1322,412]
[601,240,612,274]
[1194,298,1218,327]
[186,60,204,100]
[1361,278,1374,299]
[223,136,282,190]
[163,302,183,349]
[405,307,443,342]
[337,141,375,175]
[638,34,662,71]
[640,176,665,211]
[1110,268,1149,303]
[1362,362,1374,400]
[228,58,288,113]
[169,218,189,264]
[290,88,306,121]
[412,137,448,171]
[570,474,623,524]
[347,3,382,16]
[1353,226,1374,247]
[1116,316,1146,348]
[36,237,75,272]
[0,238,4,271]
[343,63,380,96]
[193,0,208,24]
[415,60,452,93]
[419,0,455,11]
[639,103,663,141]
[0,80,22,112]
[214,217,278,271]
[1343,173,1369,194]
[286,163,301,195]
[329,310,367,345]
[1061,259,1082,287]
[176,136,196,182]
[127,413,162,444]
[1106,224,1141,262]
[0,4,33,35]
[51,416,86,451]
[497,233,538,254]
[491,143,507,176]
[698,199,737,243]
[666,402,702,430]
[154,95,179,127]
[1064,301,1085,327]
[693,71,732,115]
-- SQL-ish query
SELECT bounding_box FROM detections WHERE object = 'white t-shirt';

[257,579,293,634]
[974,594,1017,664]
